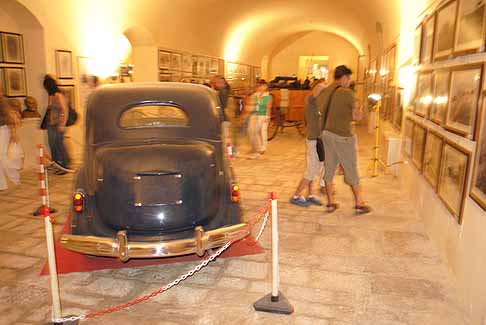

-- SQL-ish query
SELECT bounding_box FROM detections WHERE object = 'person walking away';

[43,75,73,174]
[311,65,371,214]
[0,94,21,191]
[290,79,327,207]
[248,80,272,159]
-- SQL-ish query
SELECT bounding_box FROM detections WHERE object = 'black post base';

[254,291,294,315]
[47,318,79,325]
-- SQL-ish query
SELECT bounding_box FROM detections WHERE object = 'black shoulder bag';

[316,86,340,162]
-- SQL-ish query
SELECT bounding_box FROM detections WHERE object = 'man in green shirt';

[310,65,371,215]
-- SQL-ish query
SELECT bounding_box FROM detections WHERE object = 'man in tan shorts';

[310,65,371,215]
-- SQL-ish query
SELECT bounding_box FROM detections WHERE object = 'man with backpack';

[311,65,371,215]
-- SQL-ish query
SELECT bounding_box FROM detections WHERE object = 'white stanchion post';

[254,192,293,314]
[270,193,279,301]
[37,145,63,324]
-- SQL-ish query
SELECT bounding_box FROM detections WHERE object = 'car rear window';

[119,104,189,128]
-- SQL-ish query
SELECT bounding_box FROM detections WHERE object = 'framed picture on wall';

[454,0,486,53]
[412,123,427,171]
[445,65,482,138]
[431,70,451,125]
[392,87,404,131]
[159,50,170,70]
[55,50,73,79]
[1,32,24,64]
[77,56,91,84]
[413,25,422,65]
[58,85,76,110]
[210,59,219,74]
[438,142,471,224]
[415,72,433,117]
[423,130,444,190]
[403,118,415,157]
[420,15,436,65]
[3,67,26,97]
[182,54,192,73]
[470,98,486,210]
[433,0,458,60]
[170,52,182,71]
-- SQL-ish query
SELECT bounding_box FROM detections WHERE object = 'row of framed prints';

[413,64,482,139]
[0,32,24,64]
[0,67,27,97]
[381,86,404,131]
[415,0,486,64]
[158,49,222,79]
[403,115,486,223]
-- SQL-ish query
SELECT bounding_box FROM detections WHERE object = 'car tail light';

[231,184,240,203]
[73,192,85,213]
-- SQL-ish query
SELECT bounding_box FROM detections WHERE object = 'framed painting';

[392,87,404,131]
[182,54,192,73]
[210,59,219,74]
[197,57,205,76]
[159,50,170,70]
[412,123,427,171]
[55,50,73,79]
[3,67,26,97]
[403,118,414,157]
[1,32,24,64]
[58,85,76,110]
[77,56,91,84]
[413,25,422,65]
[454,0,486,53]
[431,70,451,125]
[438,142,471,224]
[415,72,433,117]
[159,72,172,82]
[433,0,458,60]
[470,98,486,210]
[421,15,436,65]
[170,52,182,71]
[445,65,482,138]
[423,130,444,189]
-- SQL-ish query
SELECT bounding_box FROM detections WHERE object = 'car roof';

[86,82,222,144]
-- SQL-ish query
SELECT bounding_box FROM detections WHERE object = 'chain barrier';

[53,200,272,324]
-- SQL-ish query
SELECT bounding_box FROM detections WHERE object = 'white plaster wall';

[269,31,359,79]
[132,46,158,82]
[398,115,486,324]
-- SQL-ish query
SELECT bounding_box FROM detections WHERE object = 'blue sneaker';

[290,196,312,207]
[306,196,323,206]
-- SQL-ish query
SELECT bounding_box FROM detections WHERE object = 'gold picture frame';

[433,0,458,60]
[445,64,482,138]
[423,130,444,190]
[437,141,471,224]
[470,92,486,210]
[412,123,427,171]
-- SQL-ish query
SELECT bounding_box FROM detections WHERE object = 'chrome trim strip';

[60,223,249,261]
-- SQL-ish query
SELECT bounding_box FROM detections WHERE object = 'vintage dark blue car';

[60,83,246,261]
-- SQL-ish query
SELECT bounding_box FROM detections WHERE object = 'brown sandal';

[326,203,339,213]
[355,204,372,215]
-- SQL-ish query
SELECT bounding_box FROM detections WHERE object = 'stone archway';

[123,25,158,82]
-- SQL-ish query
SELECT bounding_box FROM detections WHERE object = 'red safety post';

[37,145,68,324]
[254,192,294,314]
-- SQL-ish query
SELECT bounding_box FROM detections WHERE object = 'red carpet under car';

[40,216,264,275]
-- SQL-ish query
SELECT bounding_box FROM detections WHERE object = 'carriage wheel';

[296,120,307,137]
[267,111,281,141]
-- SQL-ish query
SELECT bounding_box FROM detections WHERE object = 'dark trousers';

[47,126,69,168]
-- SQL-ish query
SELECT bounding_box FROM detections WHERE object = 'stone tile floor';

[0,127,468,324]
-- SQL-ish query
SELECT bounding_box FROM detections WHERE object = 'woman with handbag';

[0,93,22,191]
[43,75,74,174]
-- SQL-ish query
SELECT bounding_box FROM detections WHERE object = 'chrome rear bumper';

[60,223,249,262]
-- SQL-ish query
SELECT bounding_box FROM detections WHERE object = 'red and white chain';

[53,202,271,324]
